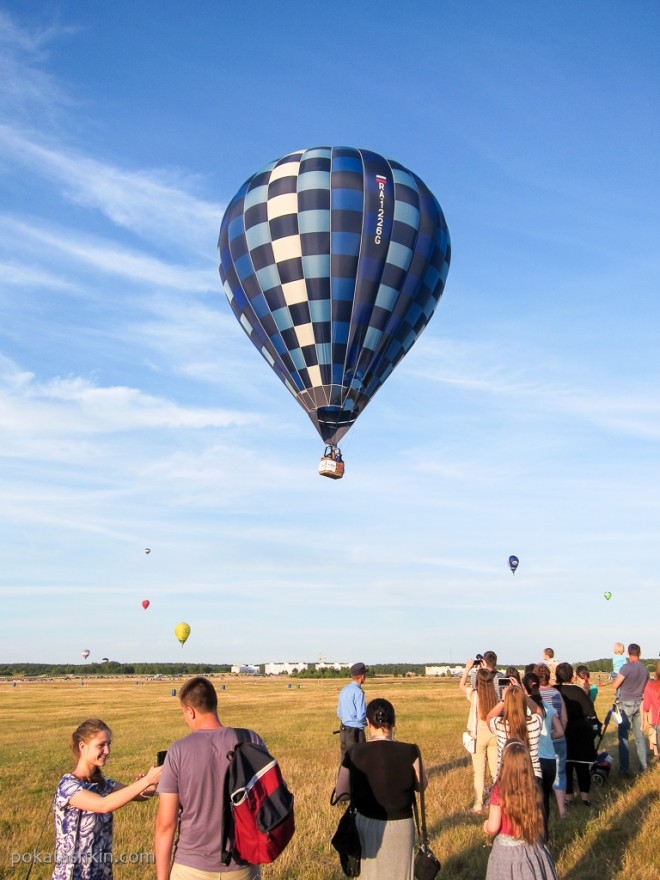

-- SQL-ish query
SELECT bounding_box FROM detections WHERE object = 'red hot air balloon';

[142,600,150,610]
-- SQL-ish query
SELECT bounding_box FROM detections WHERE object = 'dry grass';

[1,676,659,880]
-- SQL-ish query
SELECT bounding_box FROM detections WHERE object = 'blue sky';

[1,2,659,665]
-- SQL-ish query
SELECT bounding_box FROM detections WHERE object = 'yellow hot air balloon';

[175,622,191,647]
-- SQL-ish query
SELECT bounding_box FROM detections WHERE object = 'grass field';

[1,676,659,880]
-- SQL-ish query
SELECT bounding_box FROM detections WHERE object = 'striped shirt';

[489,710,542,778]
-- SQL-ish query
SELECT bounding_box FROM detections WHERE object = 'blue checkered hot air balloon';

[218,147,451,477]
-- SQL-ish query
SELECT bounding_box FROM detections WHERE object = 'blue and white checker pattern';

[218,147,451,445]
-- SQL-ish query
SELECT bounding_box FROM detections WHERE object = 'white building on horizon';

[231,664,260,675]
[425,665,464,676]
[264,661,308,675]
[315,660,350,671]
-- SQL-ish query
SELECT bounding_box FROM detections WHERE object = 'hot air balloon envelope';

[81,649,90,660]
[508,556,519,574]
[175,622,191,647]
[218,147,451,448]
[604,591,612,600]
[144,548,151,555]
[142,600,150,610]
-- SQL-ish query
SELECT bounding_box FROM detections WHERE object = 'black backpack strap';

[220,728,252,865]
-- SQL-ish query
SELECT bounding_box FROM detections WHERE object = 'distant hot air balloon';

[508,556,519,574]
[142,600,150,610]
[175,622,191,647]
[101,657,109,663]
[604,591,612,600]
[218,147,451,476]
[81,649,90,661]
[144,548,151,555]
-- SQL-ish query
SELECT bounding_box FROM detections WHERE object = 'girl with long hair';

[334,698,427,880]
[523,673,563,838]
[51,719,162,880]
[486,685,543,781]
[462,667,499,813]
[483,741,558,879]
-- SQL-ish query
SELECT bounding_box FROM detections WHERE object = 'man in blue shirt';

[337,662,367,760]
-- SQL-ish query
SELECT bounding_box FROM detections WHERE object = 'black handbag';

[413,748,441,880]
[331,803,361,877]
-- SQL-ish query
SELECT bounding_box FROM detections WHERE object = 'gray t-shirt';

[618,661,650,701]
[158,726,264,872]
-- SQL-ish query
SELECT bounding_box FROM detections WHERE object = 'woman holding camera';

[460,663,499,813]
[334,698,428,880]
[51,718,162,880]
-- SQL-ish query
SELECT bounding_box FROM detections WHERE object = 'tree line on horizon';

[3,657,657,679]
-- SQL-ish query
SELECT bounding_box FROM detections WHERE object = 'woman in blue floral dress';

[51,719,162,880]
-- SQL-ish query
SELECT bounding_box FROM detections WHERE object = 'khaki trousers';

[470,719,498,809]
[170,863,261,880]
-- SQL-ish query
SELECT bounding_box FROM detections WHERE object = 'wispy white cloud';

[0,357,258,448]
[0,260,80,291]
[0,215,215,292]
[410,338,660,440]
[0,11,75,119]
[0,124,224,255]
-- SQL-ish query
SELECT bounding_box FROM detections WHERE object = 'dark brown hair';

[476,668,498,721]
[534,663,551,686]
[555,662,574,685]
[71,719,111,789]
[179,676,218,713]
[366,698,395,730]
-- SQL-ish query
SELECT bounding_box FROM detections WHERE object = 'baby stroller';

[590,701,618,786]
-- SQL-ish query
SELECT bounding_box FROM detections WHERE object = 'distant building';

[425,665,464,677]
[231,664,260,675]
[315,661,350,671]
[264,661,308,675]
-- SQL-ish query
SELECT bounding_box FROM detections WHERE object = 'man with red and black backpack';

[155,676,293,880]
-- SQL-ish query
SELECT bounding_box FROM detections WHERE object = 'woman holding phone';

[51,718,162,880]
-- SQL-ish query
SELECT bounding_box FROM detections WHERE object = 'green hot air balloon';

[603,592,612,600]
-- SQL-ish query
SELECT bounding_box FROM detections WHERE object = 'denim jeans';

[552,736,567,790]
[618,699,647,772]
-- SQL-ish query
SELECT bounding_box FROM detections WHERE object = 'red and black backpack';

[221,729,295,865]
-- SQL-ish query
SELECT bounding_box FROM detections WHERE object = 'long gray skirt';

[486,834,558,880]
[355,812,415,880]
